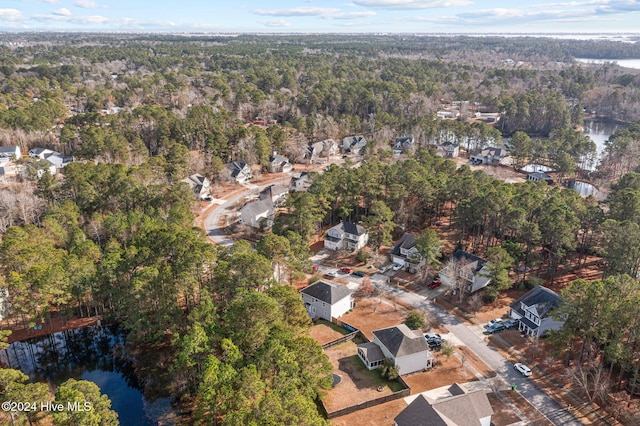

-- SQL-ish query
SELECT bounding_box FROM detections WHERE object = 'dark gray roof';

[452,249,487,273]
[225,161,248,178]
[342,222,367,236]
[395,395,448,426]
[510,286,561,319]
[448,383,466,396]
[357,342,385,363]
[528,171,552,180]
[241,198,274,218]
[300,280,353,305]
[269,153,289,164]
[0,146,19,157]
[391,233,417,257]
[373,324,429,357]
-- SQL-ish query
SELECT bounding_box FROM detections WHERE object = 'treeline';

[0,158,329,424]
[277,148,639,283]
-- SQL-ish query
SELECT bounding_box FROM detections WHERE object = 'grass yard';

[309,319,349,346]
[340,298,408,340]
[323,341,406,413]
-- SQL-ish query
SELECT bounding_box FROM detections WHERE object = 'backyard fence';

[324,381,411,419]
[322,330,360,349]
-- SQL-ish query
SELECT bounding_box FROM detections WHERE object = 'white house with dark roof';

[393,136,415,155]
[359,324,433,375]
[390,233,423,273]
[28,147,73,169]
[259,184,288,206]
[440,249,491,294]
[324,221,369,251]
[470,146,509,165]
[268,152,293,173]
[180,174,211,200]
[224,161,252,183]
[0,146,20,160]
[395,386,493,426]
[300,280,354,322]
[342,135,367,152]
[509,286,564,337]
[289,172,312,192]
[436,142,459,158]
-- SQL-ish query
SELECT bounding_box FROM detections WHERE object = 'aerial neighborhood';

[0,32,639,426]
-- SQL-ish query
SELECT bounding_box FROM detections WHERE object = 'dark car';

[504,319,518,329]
[487,323,507,334]
[427,280,441,289]
[351,271,365,277]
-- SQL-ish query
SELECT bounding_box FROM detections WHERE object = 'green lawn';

[347,355,405,393]
[317,319,351,335]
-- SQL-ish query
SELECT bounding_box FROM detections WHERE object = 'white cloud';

[254,7,340,16]
[73,0,108,9]
[41,0,60,4]
[52,8,72,16]
[263,19,291,27]
[0,9,25,21]
[324,11,377,19]
[353,0,472,9]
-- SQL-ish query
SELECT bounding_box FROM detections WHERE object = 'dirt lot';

[323,341,402,413]
[475,289,528,323]
[340,298,408,340]
[401,356,478,394]
[488,392,523,426]
[309,320,349,346]
[330,398,406,426]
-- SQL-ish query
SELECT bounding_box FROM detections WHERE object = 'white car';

[514,363,532,377]
[486,318,504,328]
[379,264,392,273]
[392,263,403,271]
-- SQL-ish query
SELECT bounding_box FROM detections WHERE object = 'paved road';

[310,253,581,425]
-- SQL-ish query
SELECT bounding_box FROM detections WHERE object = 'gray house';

[394,388,493,426]
[359,324,433,375]
[268,152,293,173]
[300,280,354,322]
[393,136,415,155]
[225,161,252,183]
[509,286,564,337]
[180,174,211,200]
[527,171,553,185]
[440,249,491,294]
[342,135,367,152]
[390,233,423,273]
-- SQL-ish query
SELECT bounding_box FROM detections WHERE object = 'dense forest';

[1,33,640,424]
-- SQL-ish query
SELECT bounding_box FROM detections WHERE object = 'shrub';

[405,310,426,330]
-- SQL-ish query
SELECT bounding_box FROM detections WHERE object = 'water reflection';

[3,325,176,426]
[564,180,604,199]
[520,164,555,173]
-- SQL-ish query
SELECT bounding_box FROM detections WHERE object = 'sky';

[2,0,640,33]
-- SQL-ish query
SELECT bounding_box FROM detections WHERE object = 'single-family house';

[240,198,275,229]
[225,161,252,183]
[470,147,508,165]
[342,135,367,152]
[509,286,564,337]
[180,174,211,200]
[393,136,415,155]
[390,233,423,273]
[324,221,369,251]
[259,184,288,206]
[440,249,491,294]
[290,172,312,192]
[437,110,460,120]
[269,152,293,173]
[0,159,17,182]
[29,148,73,168]
[437,142,459,158]
[300,280,354,322]
[527,171,553,185]
[474,112,501,123]
[0,146,21,160]
[359,324,434,374]
[394,388,493,426]
[321,139,339,157]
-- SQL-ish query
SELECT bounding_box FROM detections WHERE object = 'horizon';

[3,0,640,34]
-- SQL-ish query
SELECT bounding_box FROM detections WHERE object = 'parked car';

[514,363,532,377]
[486,318,504,328]
[425,333,446,349]
[351,271,365,277]
[487,323,507,334]
[427,280,441,289]
[392,263,403,271]
[379,264,393,273]
[340,267,353,274]
[323,271,338,279]
[504,319,518,329]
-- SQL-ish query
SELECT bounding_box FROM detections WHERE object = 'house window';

[311,307,316,314]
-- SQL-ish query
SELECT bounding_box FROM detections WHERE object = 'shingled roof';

[452,249,488,273]
[300,280,353,305]
[342,222,367,236]
[373,323,429,358]
[510,285,561,319]
[390,232,417,257]
[395,390,494,426]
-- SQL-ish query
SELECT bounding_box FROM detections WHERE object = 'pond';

[582,119,621,159]
[520,164,555,173]
[576,58,640,70]
[564,180,604,200]
[3,325,176,426]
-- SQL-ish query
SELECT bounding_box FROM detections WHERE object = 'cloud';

[353,0,472,9]
[326,11,377,19]
[253,7,340,16]
[0,9,25,21]
[73,0,108,9]
[263,19,291,27]
[41,0,60,4]
[52,8,72,16]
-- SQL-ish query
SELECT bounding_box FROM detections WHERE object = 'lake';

[576,58,640,69]
[4,325,176,426]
